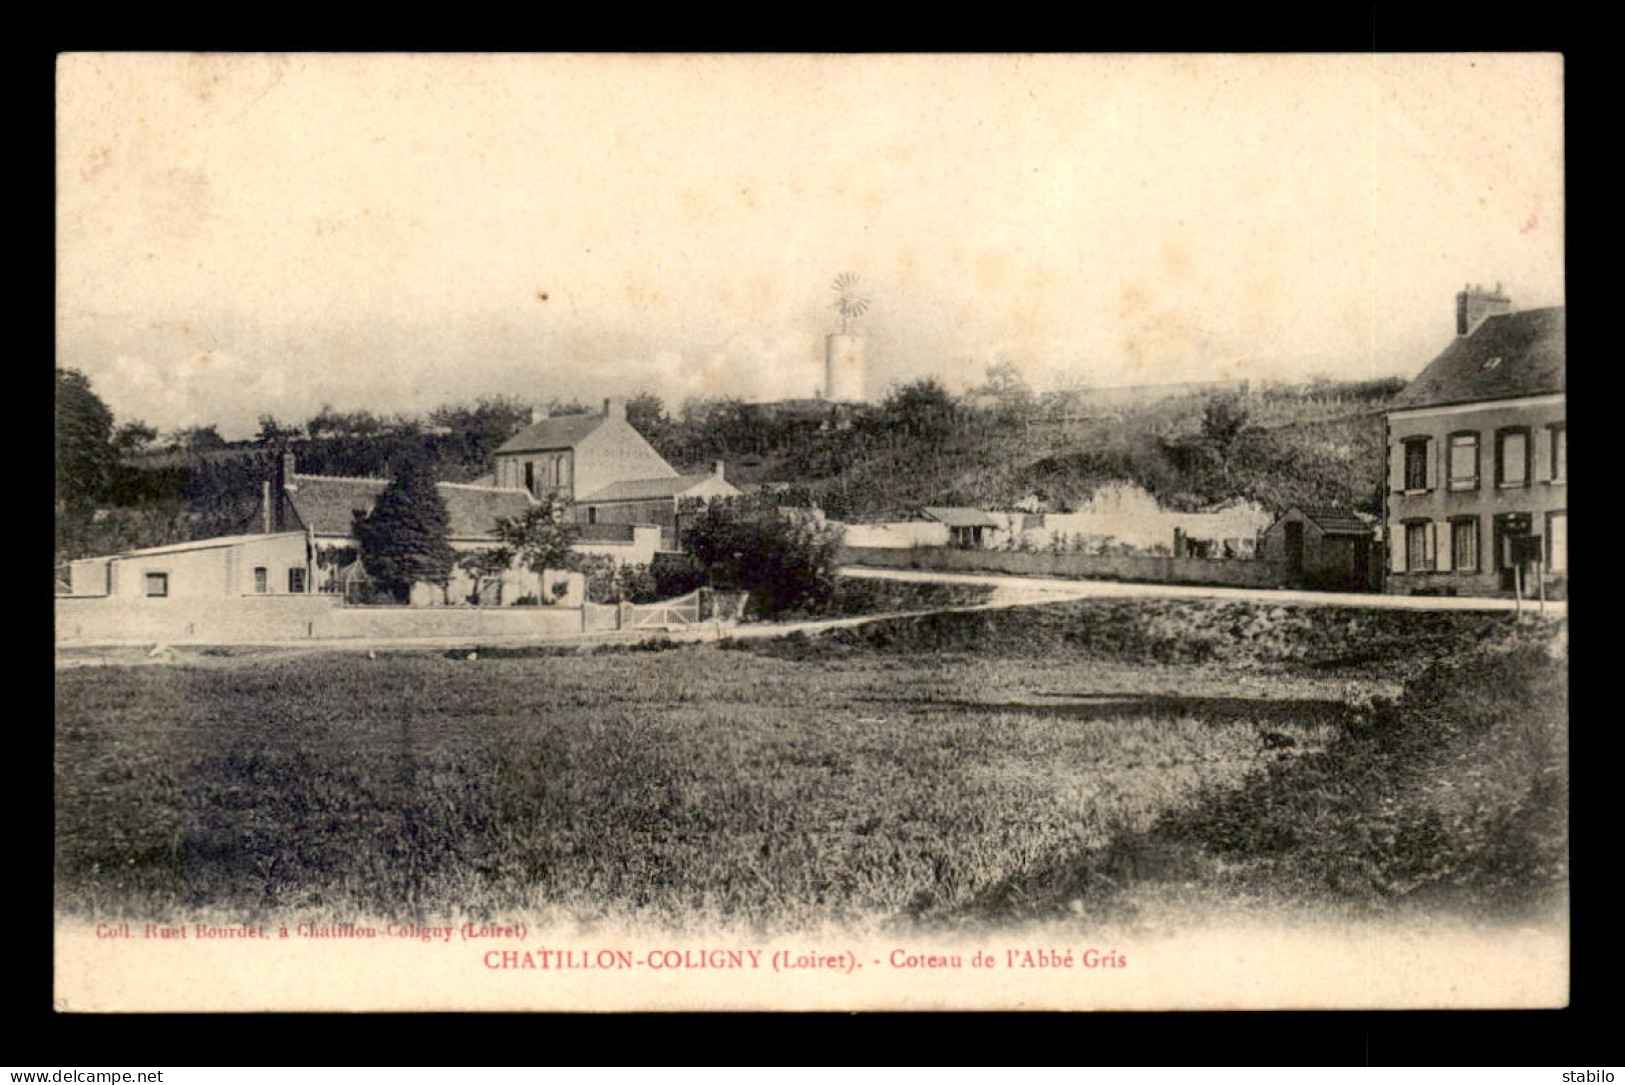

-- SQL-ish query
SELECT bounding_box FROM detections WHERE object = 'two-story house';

[493,397,739,550]
[1383,286,1566,597]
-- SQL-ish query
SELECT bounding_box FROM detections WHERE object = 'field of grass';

[54,599,1566,933]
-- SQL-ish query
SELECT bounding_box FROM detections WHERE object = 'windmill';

[831,272,872,334]
[824,273,872,402]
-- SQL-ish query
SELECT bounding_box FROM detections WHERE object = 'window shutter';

[1389,528,1406,573]
[1389,443,1406,493]
[1427,438,1440,490]
[1429,523,1445,571]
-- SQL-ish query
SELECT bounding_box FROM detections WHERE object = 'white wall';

[572,524,663,567]
[841,521,951,548]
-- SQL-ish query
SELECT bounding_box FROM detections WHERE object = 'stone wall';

[56,594,589,645]
[837,546,1289,589]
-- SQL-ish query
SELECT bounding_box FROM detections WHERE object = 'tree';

[428,396,533,469]
[56,368,117,510]
[169,425,228,452]
[306,405,385,439]
[491,495,578,601]
[978,358,1035,416]
[680,499,841,617]
[254,414,302,446]
[354,458,457,603]
[112,419,160,455]
[879,378,959,445]
[455,547,512,606]
[1197,394,1264,488]
[625,391,669,446]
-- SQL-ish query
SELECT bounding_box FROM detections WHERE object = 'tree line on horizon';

[57,363,1405,572]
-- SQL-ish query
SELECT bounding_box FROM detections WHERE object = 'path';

[55,568,1561,666]
[838,565,1568,615]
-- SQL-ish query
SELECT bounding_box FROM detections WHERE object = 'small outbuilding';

[65,532,314,600]
[922,506,1004,549]
[1260,506,1379,592]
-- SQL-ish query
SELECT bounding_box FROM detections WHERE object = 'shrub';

[680,502,841,618]
[650,552,707,599]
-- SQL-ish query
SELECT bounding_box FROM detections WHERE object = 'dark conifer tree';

[354,457,456,603]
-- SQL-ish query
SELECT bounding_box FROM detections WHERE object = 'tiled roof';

[495,413,606,454]
[1390,307,1565,411]
[1294,506,1375,536]
[579,474,719,503]
[922,506,1001,528]
[289,475,534,540]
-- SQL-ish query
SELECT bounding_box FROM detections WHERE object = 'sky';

[57,53,1565,439]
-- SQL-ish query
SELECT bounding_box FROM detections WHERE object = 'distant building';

[494,398,740,549]
[1261,506,1378,591]
[1383,286,1565,597]
[65,532,313,600]
[922,507,1005,549]
[493,398,677,504]
[257,454,540,602]
[576,462,739,552]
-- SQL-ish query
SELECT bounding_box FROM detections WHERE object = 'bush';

[650,553,707,600]
[680,502,841,618]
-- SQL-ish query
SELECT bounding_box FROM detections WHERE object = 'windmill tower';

[825,272,871,402]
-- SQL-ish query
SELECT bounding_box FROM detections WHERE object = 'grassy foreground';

[55,599,1565,932]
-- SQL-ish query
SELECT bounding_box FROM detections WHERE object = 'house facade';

[494,398,678,505]
[577,462,741,550]
[923,507,1006,549]
[493,398,739,550]
[1384,287,1566,597]
[66,532,314,601]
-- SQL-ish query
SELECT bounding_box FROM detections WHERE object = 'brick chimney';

[712,460,726,480]
[264,451,296,533]
[530,405,549,425]
[1456,282,1512,337]
[603,397,625,420]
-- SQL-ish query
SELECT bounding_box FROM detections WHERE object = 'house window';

[524,462,536,496]
[1447,432,1479,490]
[1496,427,1531,487]
[1547,512,1567,573]
[1405,522,1431,572]
[1549,424,1566,483]
[288,568,307,593]
[1450,517,1479,572]
[253,567,268,593]
[587,506,598,525]
[144,572,169,597]
[1403,438,1430,491]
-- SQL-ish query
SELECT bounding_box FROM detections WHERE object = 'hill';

[62,376,1400,569]
[724,377,1399,521]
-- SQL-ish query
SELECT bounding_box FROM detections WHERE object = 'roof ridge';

[292,472,387,484]
[438,481,533,494]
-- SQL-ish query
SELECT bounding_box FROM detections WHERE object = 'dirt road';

[55,567,1561,665]
[838,565,1568,615]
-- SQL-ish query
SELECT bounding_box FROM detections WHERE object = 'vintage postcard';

[54,52,1567,1012]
